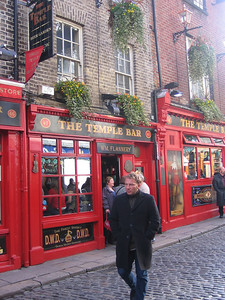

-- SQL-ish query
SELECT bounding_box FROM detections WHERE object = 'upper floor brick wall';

[0,0,155,115]
[155,0,225,112]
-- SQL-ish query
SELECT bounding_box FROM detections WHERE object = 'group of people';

[213,166,225,218]
[102,171,160,300]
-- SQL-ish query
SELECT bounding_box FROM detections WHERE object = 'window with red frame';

[42,138,92,217]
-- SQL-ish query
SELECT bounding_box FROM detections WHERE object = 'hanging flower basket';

[188,37,215,82]
[109,1,144,51]
[116,93,149,126]
[191,98,224,123]
[55,79,91,120]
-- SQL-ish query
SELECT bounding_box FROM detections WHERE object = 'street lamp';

[0,44,17,61]
[173,5,202,43]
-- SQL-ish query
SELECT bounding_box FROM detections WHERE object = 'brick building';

[1,0,225,273]
[0,0,158,272]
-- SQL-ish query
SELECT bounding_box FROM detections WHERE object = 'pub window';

[184,134,199,143]
[198,147,211,178]
[42,139,92,217]
[56,20,83,81]
[183,145,223,179]
[213,138,224,145]
[115,47,134,94]
[211,148,223,175]
[0,137,1,224]
[183,147,197,180]
[199,136,212,144]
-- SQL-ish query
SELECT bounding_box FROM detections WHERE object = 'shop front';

[157,92,225,231]
[0,79,27,273]
[27,104,155,265]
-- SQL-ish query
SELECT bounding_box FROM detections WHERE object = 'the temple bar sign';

[33,113,153,142]
[167,114,225,134]
[29,0,53,62]
[97,143,134,154]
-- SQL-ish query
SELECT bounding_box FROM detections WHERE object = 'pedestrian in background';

[136,171,150,194]
[110,172,160,300]
[102,176,115,244]
[114,175,126,196]
[212,166,225,218]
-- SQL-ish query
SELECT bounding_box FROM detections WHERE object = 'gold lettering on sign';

[180,118,195,128]
[44,233,60,245]
[58,120,82,132]
[126,128,141,137]
[0,106,2,113]
[85,124,123,136]
[77,228,90,239]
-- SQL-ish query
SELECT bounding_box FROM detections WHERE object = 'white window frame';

[56,19,83,81]
[115,47,134,95]
[186,37,210,99]
[193,0,204,9]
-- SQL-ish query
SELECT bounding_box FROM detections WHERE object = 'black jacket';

[110,190,160,270]
[212,172,225,207]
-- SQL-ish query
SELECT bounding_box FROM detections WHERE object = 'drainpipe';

[14,0,18,80]
[152,0,162,88]
[152,0,162,232]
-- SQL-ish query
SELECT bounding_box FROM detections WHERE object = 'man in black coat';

[110,172,160,300]
[212,166,225,218]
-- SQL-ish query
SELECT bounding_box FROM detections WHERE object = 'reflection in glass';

[78,176,92,193]
[183,147,197,180]
[77,158,91,175]
[42,138,57,153]
[60,158,75,175]
[184,135,198,142]
[42,157,58,174]
[63,192,77,214]
[78,141,90,154]
[167,151,184,217]
[62,140,74,153]
[79,194,93,212]
[213,138,224,145]
[42,177,59,195]
[199,137,212,144]
[198,147,211,178]
[211,148,222,175]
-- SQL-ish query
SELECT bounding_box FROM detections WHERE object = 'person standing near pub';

[212,167,225,218]
[102,176,115,244]
[110,172,160,300]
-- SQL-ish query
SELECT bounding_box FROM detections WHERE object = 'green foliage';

[192,98,224,123]
[55,80,91,120]
[110,1,144,51]
[117,93,149,126]
[188,37,215,82]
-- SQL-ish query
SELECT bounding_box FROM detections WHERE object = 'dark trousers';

[219,206,224,217]
[118,250,148,300]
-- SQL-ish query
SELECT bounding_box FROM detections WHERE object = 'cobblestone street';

[3,226,225,300]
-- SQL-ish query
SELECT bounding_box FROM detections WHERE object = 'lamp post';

[173,5,202,43]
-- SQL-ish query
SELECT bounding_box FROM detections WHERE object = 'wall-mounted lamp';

[102,94,120,116]
[0,44,17,61]
[173,5,202,43]
[96,0,103,8]
[164,82,183,98]
[216,53,225,63]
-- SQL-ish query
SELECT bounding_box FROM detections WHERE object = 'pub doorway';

[101,155,120,188]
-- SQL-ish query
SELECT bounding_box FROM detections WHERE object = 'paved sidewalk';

[1,216,225,299]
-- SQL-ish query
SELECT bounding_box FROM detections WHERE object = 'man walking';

[110,172,160,300]
[212,166,225,218]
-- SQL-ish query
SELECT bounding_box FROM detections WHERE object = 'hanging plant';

[191,98,224,123]
[55,79,91,120]
[116,93,149,126]
[188,37,216,82]
[109,1,144,51]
